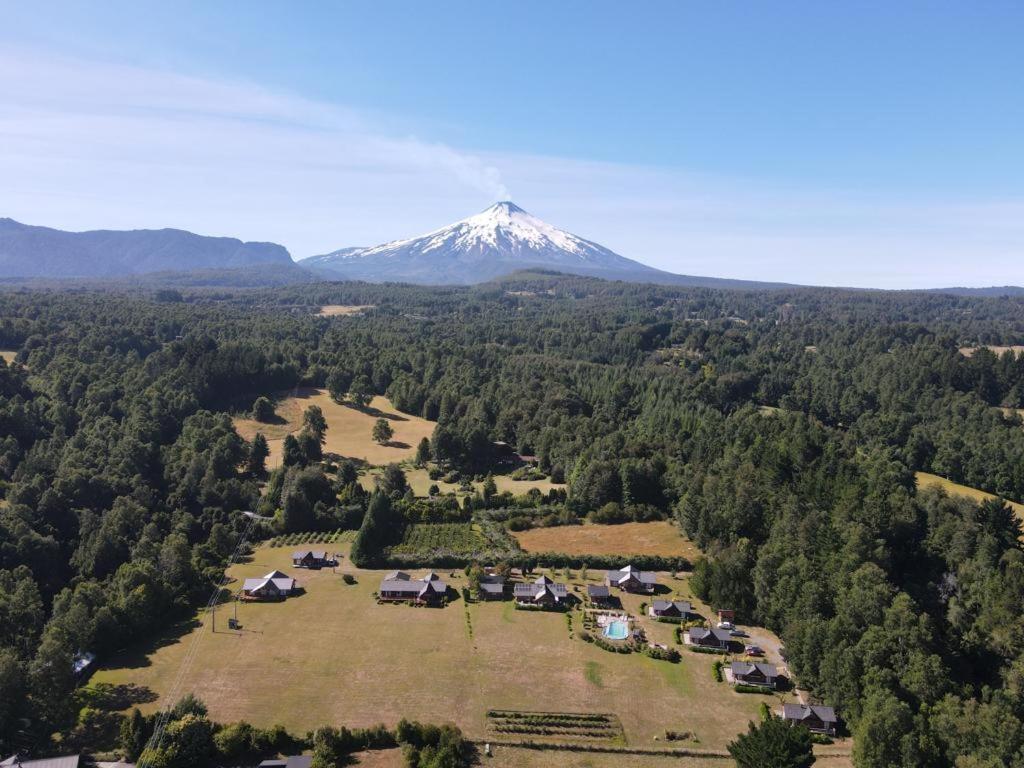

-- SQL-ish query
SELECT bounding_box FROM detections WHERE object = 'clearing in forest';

[0,350,17,364]
[915,471,1024,517]
[91,542,835,758]
[232,388,434,468]
[315,304,376,317]
[512,521,701,561]
[360,466,565,497]
[958,345,1024,358]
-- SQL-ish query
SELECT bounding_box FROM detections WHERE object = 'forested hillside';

[2,275,1024,765]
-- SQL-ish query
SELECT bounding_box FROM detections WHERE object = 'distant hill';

[926,286,1024,297]
[302,202,796,289]
[0,218,294,279]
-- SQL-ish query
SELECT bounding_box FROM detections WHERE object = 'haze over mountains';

[0,217,292,279]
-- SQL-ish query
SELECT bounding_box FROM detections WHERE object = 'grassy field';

[512,522,701,561]
[91,542,813,754]
[958,345,1024,358]
[360,466,565,497]
[233,388,435,468]
[916,472,1024,516]
[0,350,17,364]
[316,304,376,317]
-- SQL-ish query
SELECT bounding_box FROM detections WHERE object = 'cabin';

[513,575,569,607]
[587,584,612,606]
[780,704,838,735]
[605,565,658,594]
[478,574,506,600]
[649,599,694,619]
[1,755,82,768]
[241,570,296,601]
[292,550,329,569]
[684,626,731,650]
[729,661,778,689]
[379,571,448,605]
[716,608,735,624]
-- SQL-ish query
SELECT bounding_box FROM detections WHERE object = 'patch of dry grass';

[233,388,435,468]
[512,522,701,561]
[916,472,1024,517]
[958,345,1024,358]
[0,350,17,364]
[91,543,797,752]
[316,304,376,317]
[360,466,565,498]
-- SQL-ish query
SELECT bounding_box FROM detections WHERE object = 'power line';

[137,512,258,767]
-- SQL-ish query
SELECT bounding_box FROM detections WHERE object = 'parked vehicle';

[717,621,734,630]
[745,644,764,656]
[730,628,748,637]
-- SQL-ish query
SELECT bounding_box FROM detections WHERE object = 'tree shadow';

[342,402,409,422]
[99,619,202,671]
[381,440,410,449]
[80,681,159,710]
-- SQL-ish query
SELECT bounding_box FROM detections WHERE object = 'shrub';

[342,573,356,585]
[712,660,723,682]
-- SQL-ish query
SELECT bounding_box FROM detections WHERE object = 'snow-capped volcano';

[301,202,673,285]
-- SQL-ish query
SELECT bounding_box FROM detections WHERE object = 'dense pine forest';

[2,272,1024,766]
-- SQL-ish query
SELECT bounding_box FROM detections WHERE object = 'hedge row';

[475,739,731,759]
[381,551,690,571]
[268,529,352,547]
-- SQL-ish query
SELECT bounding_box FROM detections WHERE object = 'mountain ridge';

[0,217,293,279]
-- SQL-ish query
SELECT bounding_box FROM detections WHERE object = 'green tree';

[415,437,431,466]
[120,707,150,762]
[248,433,269,476]
[727,716,815,768]
[350,492,398,568]
[282,434,304,467]
[852,688,917,768]
[326,368,353,403]
[303,405,328,444]
[251,396,275,423]
[377,463,408,498]
[348,375,374,408]
[372,418,394,445]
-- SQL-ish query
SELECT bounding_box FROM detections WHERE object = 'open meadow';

[232,388,435,468]
[360,465,565,497]
[512,521,702,561]
[316,304,376,317]
[916,471,1024,517]
[89,541,846,761]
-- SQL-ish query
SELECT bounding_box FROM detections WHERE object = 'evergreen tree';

[251,396,275,423]
[303,405,328,444]
[350,492,397,568]
[248,433,269,476]
[415,437,431,466]
[727,716,815,768]
[282,434,304,467]
[348,375,373,408]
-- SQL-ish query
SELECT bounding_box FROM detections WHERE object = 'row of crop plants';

[267,529,354,547]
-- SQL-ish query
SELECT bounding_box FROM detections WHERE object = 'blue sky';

[1,2,1022,287]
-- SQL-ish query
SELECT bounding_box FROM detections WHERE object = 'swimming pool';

[603,620,629,640]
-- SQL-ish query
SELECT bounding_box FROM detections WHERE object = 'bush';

[342,573,356,584]
[712,660,723,682]
[644,646,680,662]
[734,684,774,695]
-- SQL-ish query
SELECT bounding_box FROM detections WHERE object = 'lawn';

[232,388,435,468]
[512,521,701,561]
[316,304,376,317]
[916,471,1024,517]
[91,542,803,753]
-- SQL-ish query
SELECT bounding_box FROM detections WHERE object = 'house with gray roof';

[649,599,694,619]
[684,626,731,650]
[379,571,448,605]
[258,757,312,768]
[292,550,330,569]
[729,661,778,688]
[780,704,838,735]
[241,570,296,601]
[587,584,612,605]
[1,755,81,768]
[477,574,506,600]
[605,565,658,594]
[513,575,569,608]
